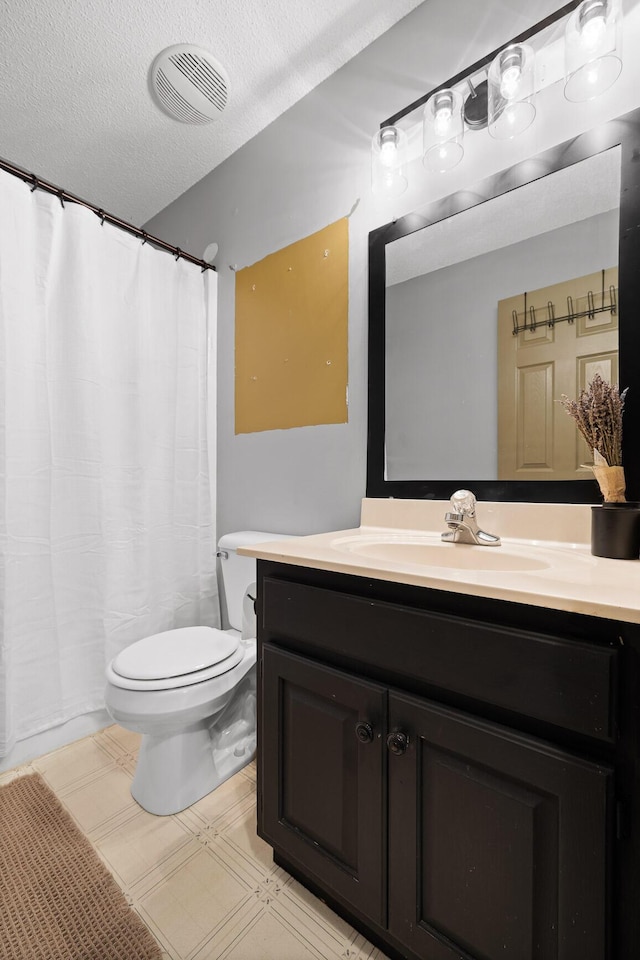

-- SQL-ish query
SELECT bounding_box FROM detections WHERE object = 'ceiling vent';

[150,44,229,124]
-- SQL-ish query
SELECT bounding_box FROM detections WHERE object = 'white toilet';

[105,531,292,816]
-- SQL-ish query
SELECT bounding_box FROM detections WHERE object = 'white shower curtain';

[0,171,218,757]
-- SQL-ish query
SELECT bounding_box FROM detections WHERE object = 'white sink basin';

[331,534,555,572]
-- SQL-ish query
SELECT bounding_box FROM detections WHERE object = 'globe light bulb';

[423,89,464,173]
[580,13,607,50]
[497,45,526,101]
[577,0,609,53]
[500,64,521,99]
[433,91,454,137]
[434,106,452,136]
[371,126,408,197]
[488,44,535,139]
[564,0,621,102]
[378,129,399,168]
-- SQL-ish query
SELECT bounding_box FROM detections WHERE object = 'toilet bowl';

[104,530,294,816]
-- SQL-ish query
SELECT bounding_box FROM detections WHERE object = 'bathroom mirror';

[367,107,640,502]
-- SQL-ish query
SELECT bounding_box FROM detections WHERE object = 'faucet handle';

[449,489,477,518]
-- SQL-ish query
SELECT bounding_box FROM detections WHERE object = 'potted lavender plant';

[560,374,640,558]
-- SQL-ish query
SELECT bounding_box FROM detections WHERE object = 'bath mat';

[0,773,162,960]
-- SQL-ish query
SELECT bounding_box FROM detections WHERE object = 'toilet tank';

[218,531,297,632]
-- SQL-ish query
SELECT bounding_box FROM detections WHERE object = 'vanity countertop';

[239,498,640,624]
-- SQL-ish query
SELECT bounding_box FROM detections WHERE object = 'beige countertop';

[239,498,640,624]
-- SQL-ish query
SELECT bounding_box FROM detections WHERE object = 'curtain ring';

[97,208,106,226]
[57,189,65,208]
[140,230,148,245]
[174,248,182,261]
[30,174,39,193]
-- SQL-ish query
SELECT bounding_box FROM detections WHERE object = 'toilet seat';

[108,626,244,692]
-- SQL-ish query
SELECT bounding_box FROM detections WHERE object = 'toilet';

[105,531,293,816]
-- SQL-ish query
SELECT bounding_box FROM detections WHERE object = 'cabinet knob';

[355,721,374,744]
[386,731,409,755]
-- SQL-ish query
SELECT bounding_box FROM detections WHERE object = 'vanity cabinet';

[386,691,609,960]
[256,561,639,960]
[261,644,386,922]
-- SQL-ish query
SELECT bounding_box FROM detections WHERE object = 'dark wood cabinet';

[256,561,639,960]
[261,644,386,922]
[388,692,612,960]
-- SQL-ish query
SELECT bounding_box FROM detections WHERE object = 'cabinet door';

[261,644,386,923]
[388,691,613,960]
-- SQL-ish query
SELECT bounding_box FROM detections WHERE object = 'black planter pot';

[591,503,640,559]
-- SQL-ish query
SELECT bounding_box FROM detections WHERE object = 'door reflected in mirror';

[384,147,620,482]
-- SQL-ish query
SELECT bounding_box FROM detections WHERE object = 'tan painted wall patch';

[235,218,348,434]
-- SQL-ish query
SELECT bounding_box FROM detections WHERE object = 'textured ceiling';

[0,0,425,224]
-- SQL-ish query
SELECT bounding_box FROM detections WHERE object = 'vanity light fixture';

[371,0,624,196]
[423,88,465,172]
[371,125,408,197]
[564,0,622,101]
[488,43,536,139]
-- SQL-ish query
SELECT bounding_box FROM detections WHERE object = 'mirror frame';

[367,107,640,503]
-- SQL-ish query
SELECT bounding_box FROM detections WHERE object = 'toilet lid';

[112,627,240,681]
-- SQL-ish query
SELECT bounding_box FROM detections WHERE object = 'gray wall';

[144,0,626,538]
[386,210,619,479]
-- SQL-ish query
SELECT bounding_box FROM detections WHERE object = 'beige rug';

[0,773,162,960]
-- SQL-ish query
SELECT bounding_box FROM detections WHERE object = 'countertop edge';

[239,530,640,625]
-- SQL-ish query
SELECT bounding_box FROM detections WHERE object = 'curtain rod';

[0,155,216,273]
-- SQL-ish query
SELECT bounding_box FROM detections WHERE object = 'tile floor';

[0,725,390,960]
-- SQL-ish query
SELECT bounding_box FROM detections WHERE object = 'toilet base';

[130,674,257,816]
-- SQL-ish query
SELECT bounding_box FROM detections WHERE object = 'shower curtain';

[0,171,218,757]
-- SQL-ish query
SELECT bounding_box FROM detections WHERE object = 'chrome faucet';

[441,490,501,546]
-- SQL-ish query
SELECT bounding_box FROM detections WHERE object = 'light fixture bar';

[380,0,583,130]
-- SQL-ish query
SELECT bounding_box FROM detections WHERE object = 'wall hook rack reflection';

[511,271,617,336]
